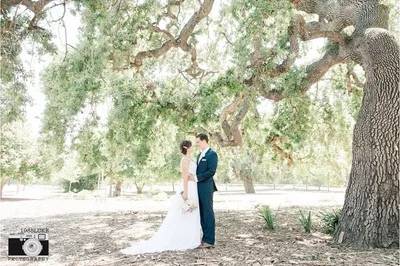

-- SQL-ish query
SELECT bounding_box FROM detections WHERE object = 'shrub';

[319,209,342,235]
[62,173,98,193]
[259,205,276,230]
[299,210,312,233]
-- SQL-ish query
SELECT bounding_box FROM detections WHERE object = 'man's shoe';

[201,242,215,248]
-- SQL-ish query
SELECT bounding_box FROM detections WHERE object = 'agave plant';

[319,209,342,235]
[299,210,312,233]
[259,205,277,231]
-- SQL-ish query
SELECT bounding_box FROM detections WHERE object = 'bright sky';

[22,4,82,139]
[21,2,326,141]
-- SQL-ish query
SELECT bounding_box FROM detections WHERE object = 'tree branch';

[244,14,347,102]
[301,45,347,92]
[210,93,250,147]
[346,64,364,92]
[245,16,301,88]
[253,44,347,101]
[1,0,53,13]
[130,0,214,78]
[294,14,346,45]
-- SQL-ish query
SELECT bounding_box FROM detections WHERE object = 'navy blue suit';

[196,148,218,245]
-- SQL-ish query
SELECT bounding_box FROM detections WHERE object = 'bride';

[120,140,201,254]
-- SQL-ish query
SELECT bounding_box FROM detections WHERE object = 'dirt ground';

[0,186,398,265]
[1,207,398,266]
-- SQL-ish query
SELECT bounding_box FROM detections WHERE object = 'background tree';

[1,0,66,124]
[0,122,40,198]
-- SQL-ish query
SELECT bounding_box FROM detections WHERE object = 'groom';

[195,133,218,248]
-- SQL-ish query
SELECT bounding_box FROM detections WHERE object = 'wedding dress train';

[121,160,201,254]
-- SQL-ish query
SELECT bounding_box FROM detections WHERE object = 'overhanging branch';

[295,14,346,45]
[210,93,250,147]
[130,0,214,78]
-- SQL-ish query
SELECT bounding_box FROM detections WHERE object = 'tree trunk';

[135,182,144,194]
[243,176,255,194]
[17,177,21,193]
[335,29,399,248]
[97,173,101,191]
[0,179,5,200]
[113,180,122,197]
[108,182,113,197]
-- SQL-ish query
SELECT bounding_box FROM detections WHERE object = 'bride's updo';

[180,140,192,155]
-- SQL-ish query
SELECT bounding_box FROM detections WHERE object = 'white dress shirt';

[198,147,210,164]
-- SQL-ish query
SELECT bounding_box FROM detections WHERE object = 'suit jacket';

[196,148,218,192]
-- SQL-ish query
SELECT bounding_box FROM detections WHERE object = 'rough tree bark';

[233,164,256,194]
[241,0,399,247]
[113,180,122,197]
[291,0,399,248]
[135,181,145,194]
[335,28,399,248]
[242,176,256,194]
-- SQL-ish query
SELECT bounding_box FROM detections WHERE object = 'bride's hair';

[180,140,192,155]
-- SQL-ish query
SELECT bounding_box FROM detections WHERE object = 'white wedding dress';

[121,159,201,254]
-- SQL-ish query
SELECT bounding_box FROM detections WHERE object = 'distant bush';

[299,210,312,233]
[259,205,277,230]
[319,209,342,235]
[62,173,98,193]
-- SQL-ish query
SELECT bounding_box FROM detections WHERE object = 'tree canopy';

[1,0,398,247]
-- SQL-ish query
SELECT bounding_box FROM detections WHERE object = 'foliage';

[41,35,109,151]
[1,0,380,195]
[259,205,277,230]
[0,122,40,192]
[37,0,355,193]
[0,5,57,125]
[298,210,312,233]
[73,118,106,176]
[197,70,246,124]
[264,93,313,163]
[319,209,342,235]
[0,81,30,124]
[230,150,258,180]
[52,151,82,190]
[61,173,99,193]
[230,0,293,72]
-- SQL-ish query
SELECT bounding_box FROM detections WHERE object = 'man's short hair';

[196,133,209,143]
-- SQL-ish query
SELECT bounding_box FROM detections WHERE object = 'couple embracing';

[121,133,218,254]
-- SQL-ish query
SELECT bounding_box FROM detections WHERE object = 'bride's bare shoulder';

[180,156,190,167]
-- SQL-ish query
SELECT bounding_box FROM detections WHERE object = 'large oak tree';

[22,0,399,247]
[116,0,399,247]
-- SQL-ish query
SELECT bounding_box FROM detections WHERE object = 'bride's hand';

[181,191,188,200]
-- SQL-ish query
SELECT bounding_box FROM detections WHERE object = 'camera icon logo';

[8,230,49,260]
[22,238,43,257]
